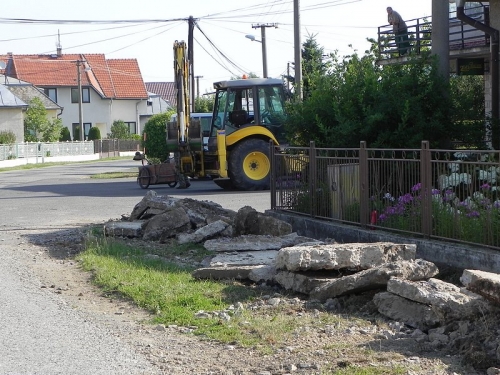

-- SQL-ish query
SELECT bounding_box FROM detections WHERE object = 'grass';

[90,169,138,179]
[75,235,456,374]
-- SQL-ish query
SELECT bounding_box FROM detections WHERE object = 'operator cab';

[209,78,286,143]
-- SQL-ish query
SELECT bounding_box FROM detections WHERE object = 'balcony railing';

[378,4,489,60]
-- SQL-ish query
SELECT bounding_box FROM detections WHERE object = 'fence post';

[309,141,316,217]
[421,141,432,237]
[359,141,369,227]
[270,140,276,210]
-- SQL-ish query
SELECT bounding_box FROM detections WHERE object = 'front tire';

[228,139,271,190]
[137,167,151,189]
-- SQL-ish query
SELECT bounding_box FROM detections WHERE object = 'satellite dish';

[0,61,6,69]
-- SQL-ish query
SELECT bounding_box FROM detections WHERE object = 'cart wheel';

[137,167,151,189]
[168,181,178,188]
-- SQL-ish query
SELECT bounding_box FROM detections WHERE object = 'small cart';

[133,152,178,189]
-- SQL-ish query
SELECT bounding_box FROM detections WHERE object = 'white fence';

[0,141,97,167]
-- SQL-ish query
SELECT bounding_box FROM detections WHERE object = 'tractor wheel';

[137,167,151,189]
[228,138,271,190]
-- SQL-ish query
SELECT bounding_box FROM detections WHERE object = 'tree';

[108,120,130,139]
[301,33,329,100]
[142,110,175,161]
[285,37,460,149]
[194,95,214,113]
[24,97,63,142]
[87,127,101,140]
[59,127,71,141]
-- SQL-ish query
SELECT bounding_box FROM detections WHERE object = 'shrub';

[142,111,174,161]
[108,120,130,139]
[87,127,101,140]
[60,127,71,141]
[0,130,16,145]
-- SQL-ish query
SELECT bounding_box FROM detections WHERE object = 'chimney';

[57,46,62,57]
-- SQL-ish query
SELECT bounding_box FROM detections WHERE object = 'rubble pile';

[104,192,500,371]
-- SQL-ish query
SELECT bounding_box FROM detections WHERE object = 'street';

[0,159,272,230]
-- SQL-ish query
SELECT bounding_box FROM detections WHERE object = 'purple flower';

[466,211,480,218]
[480,183,491,190]
[378,214,387,221]
[431,189,440,195]
[411,183,421,192]
[398,193,413,205]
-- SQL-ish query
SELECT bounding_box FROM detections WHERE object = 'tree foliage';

[59,127,71,141]
[142,110,175,160]
[0,130,16,144]
[24,97,63,142]
[87,126,101,140]
[194,95,215,113]
[108,120,130,139]
[284,35,489,149]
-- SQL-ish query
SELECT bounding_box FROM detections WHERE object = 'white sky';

[0,0,432,94]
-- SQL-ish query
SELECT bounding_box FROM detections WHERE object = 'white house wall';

[0,108,24,143]
[54,86,148,139]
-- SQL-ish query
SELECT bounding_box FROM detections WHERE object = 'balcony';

[377,4,490,65]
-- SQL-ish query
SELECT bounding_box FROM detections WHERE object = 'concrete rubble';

[104,193,500,370]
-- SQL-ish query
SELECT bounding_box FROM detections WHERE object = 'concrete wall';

[0,108,24,143]
[267,210,500,273]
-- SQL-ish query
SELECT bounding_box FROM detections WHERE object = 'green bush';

[0,130,16,145]
[87,127,101,140]
[60,127,71,141]
[108,120,130,139]
[142,111,174,161]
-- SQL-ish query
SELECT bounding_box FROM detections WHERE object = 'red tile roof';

[145,82,176,106]
[0,53,148,100]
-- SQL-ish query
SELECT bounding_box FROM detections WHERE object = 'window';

[72,123,92,141]
[44,88,57,103]
[71,87,90,103]
[124,122,137,134]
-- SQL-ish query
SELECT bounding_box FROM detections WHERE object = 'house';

[145,82,176,107]
[0,52,150,140]
[0,83,27,142]
[140,91,173,130]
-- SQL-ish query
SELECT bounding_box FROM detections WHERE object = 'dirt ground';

[10,226,498,375]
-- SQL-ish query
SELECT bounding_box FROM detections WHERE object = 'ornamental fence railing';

[270,141,500,250]
[0,139,141,161]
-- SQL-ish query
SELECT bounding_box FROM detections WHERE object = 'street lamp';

[245,34,268,78]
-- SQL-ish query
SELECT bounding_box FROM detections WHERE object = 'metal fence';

[93,139,141,158]
[270,141,500,250]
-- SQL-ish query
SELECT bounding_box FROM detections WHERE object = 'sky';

[0,0,432,94]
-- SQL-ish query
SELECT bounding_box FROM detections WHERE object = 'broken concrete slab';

[208,250,278,267]
[248,265,277,284]
[204,235,284,252]
[309,259,439,302]
[192,265,265,280]
[276,242,417,272]
[104,221,144,238]
[129,191,178,221]
[387,277,490,322]
[275,270,335,295]
[461,269,500,305]
[176,220,229,244]
[234,206,292,237]
[373,291,441,331]
[142,207,191,242]
[279,232,325,247]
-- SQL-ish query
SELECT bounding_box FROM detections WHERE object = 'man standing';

[387,6,410,56]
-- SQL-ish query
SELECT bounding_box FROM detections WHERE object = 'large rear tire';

[137,167,151,189]
[228,138,271,190]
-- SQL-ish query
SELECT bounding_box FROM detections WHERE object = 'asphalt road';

[0,159,272,230]
[0,159,272,375]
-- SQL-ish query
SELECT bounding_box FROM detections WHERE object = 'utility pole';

[76,60,84,141]
[251,23,278,78]
[195,75,203,99]
[188,16,195,113]
[294,0,302,100]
